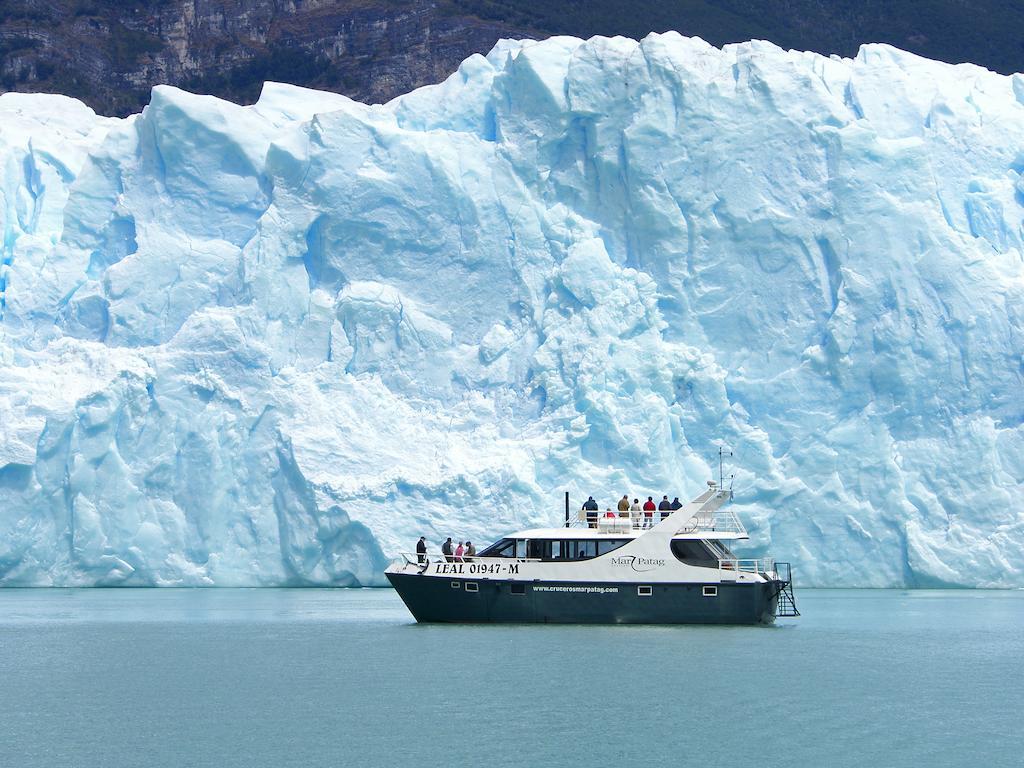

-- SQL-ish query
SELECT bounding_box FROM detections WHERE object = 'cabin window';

[638,586,653,597]
[511,583,526,595]
[554,540,578,561]
[704,539,734,559]
[529,539,630,561]
[465,582,479,593]
[451,581,461,589]
[573,540,597,559]
[703,586,718,597]
[671,539,719,567]
[493,538,630,562]
[478,539,516,558]
[596,539,627,556]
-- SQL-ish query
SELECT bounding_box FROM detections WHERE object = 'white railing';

[718,557,774,576]
[679,509,747,536]
[565,508,748,535]
[396,553,541,567]
[571,510,675,531]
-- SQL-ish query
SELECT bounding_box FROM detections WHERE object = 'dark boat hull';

[386,573,782,625]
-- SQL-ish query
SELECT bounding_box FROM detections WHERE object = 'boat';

[385,475,800,625]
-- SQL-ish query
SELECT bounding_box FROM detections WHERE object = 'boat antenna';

[718,445,733,492]
[564,491,570,528]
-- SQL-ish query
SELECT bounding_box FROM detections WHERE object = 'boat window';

[511,583,526,595]
[478,539,516,558]
[703,586,718,597]
[596,539,627,556]
[638,586,653,597]
[465,582,479,593]
[451,581,460,589]
[533,540,629,560]
[572,540,597,559]
[704,539,733,559]
[488,538,630,562]
[670,539,719,567]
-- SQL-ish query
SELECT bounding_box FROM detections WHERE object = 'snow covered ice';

[1,35,1022,587]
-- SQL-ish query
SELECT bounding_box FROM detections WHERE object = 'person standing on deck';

[659,495,672,521]
[670,497,683,511]
[630,498,642,528]
[455,541,465,562]
[416,536,427,564]
[442,537,454,562]
[617,495,630,513]
[642,497,656,528]
[464,541,475,561]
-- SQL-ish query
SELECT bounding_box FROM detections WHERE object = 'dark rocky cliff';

[0,1,526,115]
[2,0,1023,116]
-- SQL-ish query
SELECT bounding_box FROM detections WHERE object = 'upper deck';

[510,505,748,540]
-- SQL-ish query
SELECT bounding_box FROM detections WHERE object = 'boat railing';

[566,508,747,535]
[396,553,542,567]
[679,508,747,536]
[569,510,662,531]
[718,557,775,577]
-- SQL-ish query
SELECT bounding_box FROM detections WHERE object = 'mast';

[719,445,733,496]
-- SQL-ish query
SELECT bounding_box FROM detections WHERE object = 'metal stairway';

[771,562,801,617]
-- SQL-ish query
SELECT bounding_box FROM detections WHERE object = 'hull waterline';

[387,572,781,625]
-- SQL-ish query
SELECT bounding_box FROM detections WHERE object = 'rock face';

[0,0,524,115]
[1,35,1023,587]
[3,0,1024,118]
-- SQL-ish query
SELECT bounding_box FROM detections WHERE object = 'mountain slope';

[1,0,1023,116]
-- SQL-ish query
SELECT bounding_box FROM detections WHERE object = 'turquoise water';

[0,589,1020,767]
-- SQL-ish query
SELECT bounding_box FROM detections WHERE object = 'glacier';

[1,34,1022,587]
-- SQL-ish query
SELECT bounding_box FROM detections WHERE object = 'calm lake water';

[0,588,1020,767]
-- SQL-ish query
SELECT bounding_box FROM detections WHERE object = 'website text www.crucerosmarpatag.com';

[532,586,619,594]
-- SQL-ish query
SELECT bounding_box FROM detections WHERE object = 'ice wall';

[1,35,1022,586]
